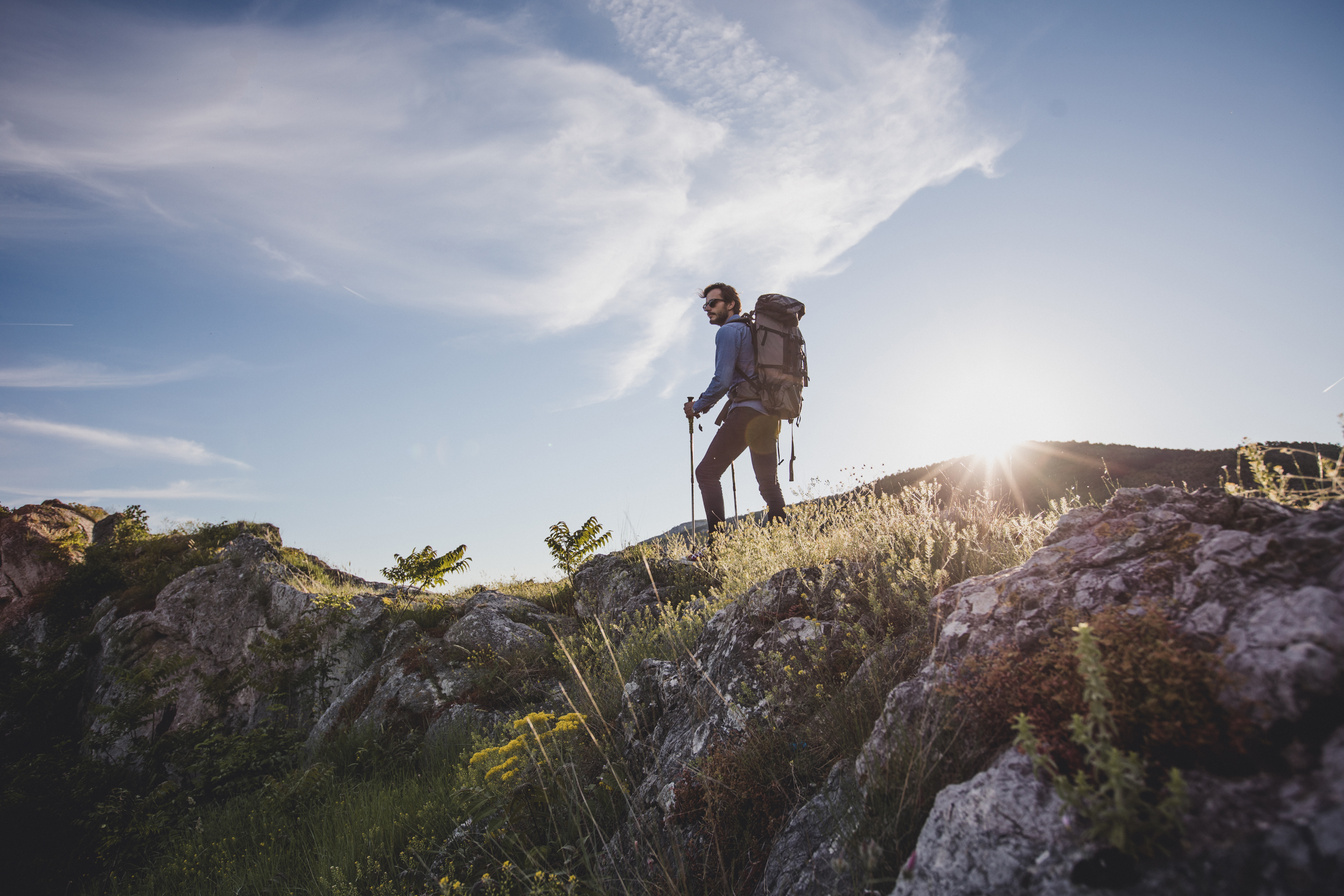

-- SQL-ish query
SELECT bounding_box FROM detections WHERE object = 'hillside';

[872,439,1341,511]
[1,459,1342,895]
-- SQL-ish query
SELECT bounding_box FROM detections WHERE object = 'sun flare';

[970,438,1026,466]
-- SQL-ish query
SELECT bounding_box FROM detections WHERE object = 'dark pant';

[695,407,786,535]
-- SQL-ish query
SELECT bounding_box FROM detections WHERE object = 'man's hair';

[701,282,741,314]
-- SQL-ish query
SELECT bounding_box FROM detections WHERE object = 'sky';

[1,0,1341,584]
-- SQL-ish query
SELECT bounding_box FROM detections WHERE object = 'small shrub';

[383,544,471,592]
[545,517,612,579]
[953,601,1250,772]
[1014,622,1189,858]
[117,504,151,539]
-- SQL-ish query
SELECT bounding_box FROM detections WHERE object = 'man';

[683,282,786,540]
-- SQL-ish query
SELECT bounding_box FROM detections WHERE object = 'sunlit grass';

[651,481,1075,602]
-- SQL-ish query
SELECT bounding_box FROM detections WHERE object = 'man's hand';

[684,398,697,419]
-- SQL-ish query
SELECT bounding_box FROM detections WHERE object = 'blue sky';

[2,0,1341,584]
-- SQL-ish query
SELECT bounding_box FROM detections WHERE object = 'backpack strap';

[727,316,759,408]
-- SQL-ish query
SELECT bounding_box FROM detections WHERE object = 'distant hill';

[872,440,1341,513]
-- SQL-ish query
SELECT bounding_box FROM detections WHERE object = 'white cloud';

[0,0,1003,394]
[0,413,250,469]
[0,360,214,388]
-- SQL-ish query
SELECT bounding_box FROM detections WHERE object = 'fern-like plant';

[545,517,611,579]
[1014,622,1188,858]
[381,544,470,592]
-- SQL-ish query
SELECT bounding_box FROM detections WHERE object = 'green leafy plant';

[544,517,611,579]
[382,544,471,592]
[116,503,151,540]
[1014,622,1189,858]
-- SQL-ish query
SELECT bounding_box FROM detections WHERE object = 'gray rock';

[573,551,716,619]
[87,534,389,758]
[600,563,862,889]
[863,488,1344,896]
[755,762,863,896]
[892,749,1074,896]
[307,593,573,747]
[443,608,550,666]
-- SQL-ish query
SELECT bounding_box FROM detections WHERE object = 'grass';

[651,481,1075,604]
[1224,419,1344,509]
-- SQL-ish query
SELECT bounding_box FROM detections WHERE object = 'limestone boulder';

[307,592,573,747]
[600,562,866,886]
[893,729,1344,896]
[573,551,717,619]
[0,500,103,635]
[852,487,1344,896]
[755,762,862,896]
[88,534,390,758]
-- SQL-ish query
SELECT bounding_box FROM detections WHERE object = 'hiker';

[683,282,786,539]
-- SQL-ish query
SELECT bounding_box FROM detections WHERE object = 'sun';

[969,437,1026,467]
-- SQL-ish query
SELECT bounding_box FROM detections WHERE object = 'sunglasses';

[701,298,726,310]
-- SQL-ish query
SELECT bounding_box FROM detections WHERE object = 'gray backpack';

[730,294,808,480]
[732,293,808,422]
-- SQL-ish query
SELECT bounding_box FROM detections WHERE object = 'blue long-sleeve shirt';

[693,315,766,417]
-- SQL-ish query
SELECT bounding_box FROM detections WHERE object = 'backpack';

[730,294,809,480]
[732,293,808,422]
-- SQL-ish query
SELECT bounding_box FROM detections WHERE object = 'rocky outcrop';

[0,503,593,762]
[600,563,870,885]
[7,486,1343,894]
[0,500,103,635]
[306,590,578,748]
[862,486,1343,776]
[573,550,717,619]
[873,487,1344,895]
[87,534,392,757]
[82,531,585,756]
[584,487,1344,896]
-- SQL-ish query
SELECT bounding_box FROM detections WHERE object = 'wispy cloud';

[0,0,1003,394]
[0,413,250,469]
[0,480,258,501]
[0,360,215,388]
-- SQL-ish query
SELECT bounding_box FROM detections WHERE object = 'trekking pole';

[730,462,738,527]
[687,397,696,539]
